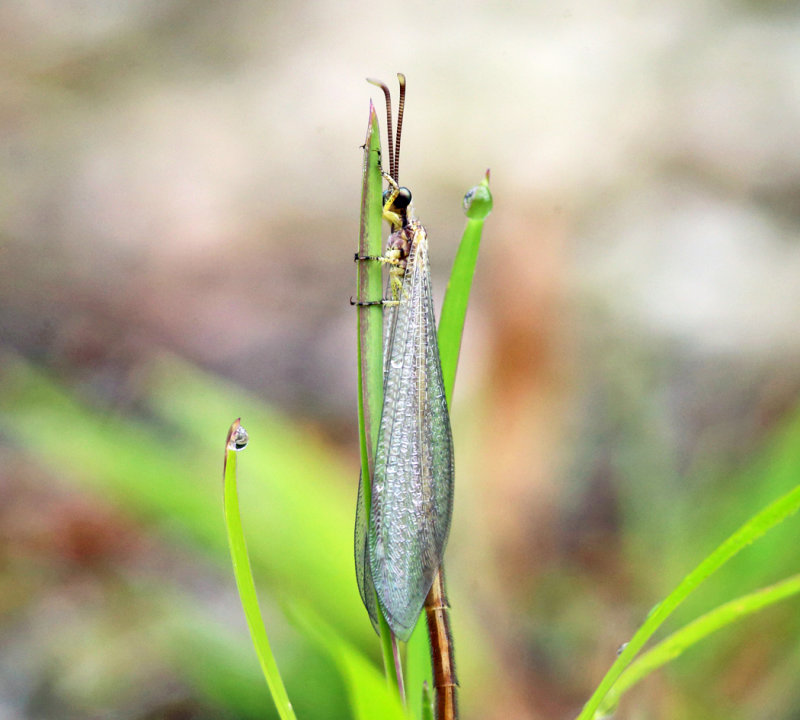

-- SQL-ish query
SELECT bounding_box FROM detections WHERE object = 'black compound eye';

[383,187,411,210]
[383,186,412,210]
[393,187,412,209]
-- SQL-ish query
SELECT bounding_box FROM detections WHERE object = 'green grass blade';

[596,573,800,717]
[576,481,800,720]
[357,100,386,476]
[223,419,297,720]
[356,102,401,692]
[438,169,493,403]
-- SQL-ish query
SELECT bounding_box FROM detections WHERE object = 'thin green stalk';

[356,102,403,695]
[222,419,297,720]
[576,481,800,720]
[596,573,800,717]
[439,169,493,403]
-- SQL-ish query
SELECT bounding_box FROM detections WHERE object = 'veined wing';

[369,223,455,641]
[354,470,379,630]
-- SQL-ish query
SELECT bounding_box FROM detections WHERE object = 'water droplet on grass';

[229,425,249,451]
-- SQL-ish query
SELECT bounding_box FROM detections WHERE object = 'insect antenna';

[367,78,395,180]
[394,73,406,184]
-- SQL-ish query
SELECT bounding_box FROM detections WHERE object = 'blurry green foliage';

[0,353,371,718]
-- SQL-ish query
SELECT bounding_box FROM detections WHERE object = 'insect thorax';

[387,220,424,264]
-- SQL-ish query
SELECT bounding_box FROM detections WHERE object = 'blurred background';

[2,1,800,718]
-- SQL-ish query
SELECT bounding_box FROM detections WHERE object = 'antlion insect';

[353,74,459,720]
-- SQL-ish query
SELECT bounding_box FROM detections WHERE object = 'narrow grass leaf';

[223,419,297,720]
[596,573,800,717]
[438,169,493,403]
[576,480,800,720]
[357,100,386,474]
[354,102,400,690]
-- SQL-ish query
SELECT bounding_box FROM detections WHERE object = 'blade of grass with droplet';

[438,169,493,404]
[223,419,297,720]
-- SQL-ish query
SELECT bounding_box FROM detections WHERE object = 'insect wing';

[369,226,455,641]
[354,470,379,630]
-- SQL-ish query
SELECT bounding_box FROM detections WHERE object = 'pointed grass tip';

[463,169,493,220]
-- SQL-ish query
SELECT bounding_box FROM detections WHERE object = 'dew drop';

[462,170,493,220]
[229,425,249,451]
